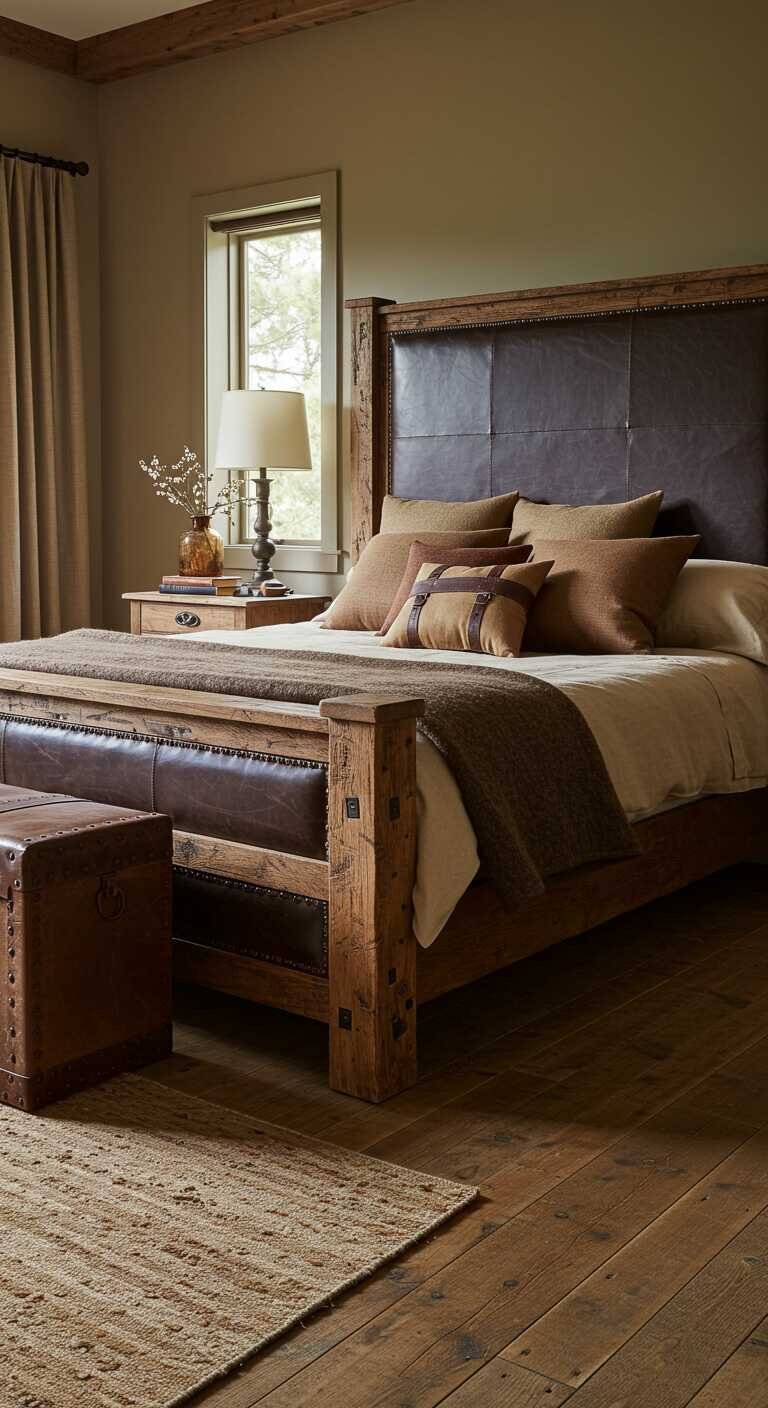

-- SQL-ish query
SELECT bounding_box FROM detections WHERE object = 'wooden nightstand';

[123,591,330,636]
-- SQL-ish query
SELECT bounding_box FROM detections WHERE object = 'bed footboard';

[0,667,424,1103]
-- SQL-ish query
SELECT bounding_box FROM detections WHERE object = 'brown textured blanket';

[0,630,639,904]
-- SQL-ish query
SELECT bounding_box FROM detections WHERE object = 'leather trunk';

[0,784,173,1112]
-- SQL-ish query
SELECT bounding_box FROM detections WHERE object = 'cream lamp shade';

[214,389,312,471]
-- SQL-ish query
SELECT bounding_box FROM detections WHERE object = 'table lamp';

[215,389,312,594]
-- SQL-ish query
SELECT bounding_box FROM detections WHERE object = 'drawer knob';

[175,610,201,628]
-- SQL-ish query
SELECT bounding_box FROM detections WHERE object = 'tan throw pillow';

[656,558,768,665]
[526,536,699,654]
[323,529,510,632]
[380,540,533,636]
[380,560,553,658]
[380,491,519,534]
[509,490,663,544]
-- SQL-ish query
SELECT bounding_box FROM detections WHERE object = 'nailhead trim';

[0,713,330,860]
[0,713,327,774]
[174,864,328,976]
[0,1028,170,1110]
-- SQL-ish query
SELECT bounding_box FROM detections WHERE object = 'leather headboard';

[389,302,768,563]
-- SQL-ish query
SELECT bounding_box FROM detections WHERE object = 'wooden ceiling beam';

[0,14,76,75]
[75,0,414,83]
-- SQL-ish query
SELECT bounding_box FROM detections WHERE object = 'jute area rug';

[0,1074,475,1408]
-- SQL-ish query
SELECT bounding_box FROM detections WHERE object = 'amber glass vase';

[178,516,224,577]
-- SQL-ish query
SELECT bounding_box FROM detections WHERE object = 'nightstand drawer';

[123,591,331,636]
[139,602,246,635]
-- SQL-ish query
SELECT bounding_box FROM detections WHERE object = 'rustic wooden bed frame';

[1,261,768,1103]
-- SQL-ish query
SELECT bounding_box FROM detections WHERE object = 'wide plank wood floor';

[147,864,768,1408]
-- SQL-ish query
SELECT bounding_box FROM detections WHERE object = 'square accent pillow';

[509,490,663,544]
[526,536,699,653]
[322,529,510,632]
[380,559,553,658]
[379,540,533,636]
[380,491,519,534]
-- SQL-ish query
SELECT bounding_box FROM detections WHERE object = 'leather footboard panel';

[0,717,328,860]
[173,866,328,976]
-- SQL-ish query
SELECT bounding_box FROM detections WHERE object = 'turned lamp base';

[233,467,292,597]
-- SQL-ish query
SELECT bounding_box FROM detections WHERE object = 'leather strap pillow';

[380,491,519,533]
[322,529,509,632]
[526,536,700,653]
[380,560,553,658]
[379,540,533,636]
[509,490,663,544]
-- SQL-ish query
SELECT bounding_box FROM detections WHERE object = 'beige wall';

[54,0,768,621]
[0,56,102,622]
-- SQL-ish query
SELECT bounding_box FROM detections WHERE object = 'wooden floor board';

[252,1101,762,1408]
[561,1208,768,1408]
[683,1314,768,1407]
[502,1128,768,1386]
[148,864,768,1408]
[438,1360,573,1405]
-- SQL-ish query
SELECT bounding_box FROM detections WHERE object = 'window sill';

[225,544,343,575]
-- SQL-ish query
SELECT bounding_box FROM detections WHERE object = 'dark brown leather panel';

[0,718,328,860]
[390,433,492,501]
[491,318,630,432]
[2,719,156,809]
[389,301,768,563]
[173,866,328,976]
[392,331,492,437]
[491,429,629,503]
[629,306,768,427]
[154,743,327,859]
[629,426,768,565]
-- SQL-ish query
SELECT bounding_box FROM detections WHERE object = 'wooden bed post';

[346,296,394,561]
[320,693,424,1103]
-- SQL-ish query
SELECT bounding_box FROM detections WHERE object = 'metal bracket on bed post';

[320,692,424,1103]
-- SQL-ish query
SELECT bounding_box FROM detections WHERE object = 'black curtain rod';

[0,143,89,178]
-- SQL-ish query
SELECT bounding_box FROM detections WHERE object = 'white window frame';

[192,171,340,575]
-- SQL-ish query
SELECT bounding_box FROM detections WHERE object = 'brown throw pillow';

[380,540,533,636]
[323,529,510,632]
[380,491,519,534]
[526,536,700,654]
[381,560,553,658]
[509,490,663,544]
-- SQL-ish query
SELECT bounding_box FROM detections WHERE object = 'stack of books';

[158,575,242,597]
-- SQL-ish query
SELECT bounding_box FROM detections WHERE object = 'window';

[195,173,339,574]
[241,218,322,542]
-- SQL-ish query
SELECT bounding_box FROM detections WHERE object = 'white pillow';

[656,558,768,664]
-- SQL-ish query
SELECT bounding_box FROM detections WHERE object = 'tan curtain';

[0,156,91,642]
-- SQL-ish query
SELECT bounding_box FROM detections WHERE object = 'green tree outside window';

[245,228,322,542]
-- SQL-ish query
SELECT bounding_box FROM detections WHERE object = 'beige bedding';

[183,622,768,946]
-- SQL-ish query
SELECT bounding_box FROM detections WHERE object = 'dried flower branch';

[138,447,251,526]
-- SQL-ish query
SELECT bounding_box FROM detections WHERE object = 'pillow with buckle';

[379,559,554,657]
[379,539,534,636]
[321,528,510,632]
